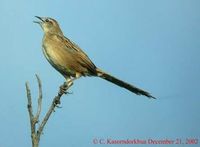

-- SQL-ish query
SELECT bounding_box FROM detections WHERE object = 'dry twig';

[25,75,72,147]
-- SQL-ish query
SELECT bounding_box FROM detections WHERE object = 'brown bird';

[34,16,155,99]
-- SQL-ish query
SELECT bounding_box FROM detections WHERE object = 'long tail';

[96,68,155,99]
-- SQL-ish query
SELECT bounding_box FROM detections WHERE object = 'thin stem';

[26,75,72,147]
[35,74,42,122]
[37,82,72,139]
[26,82,37,147]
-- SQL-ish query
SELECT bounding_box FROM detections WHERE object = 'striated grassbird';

[34,16,155,99]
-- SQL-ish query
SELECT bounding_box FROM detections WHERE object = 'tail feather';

[96,68,155,99]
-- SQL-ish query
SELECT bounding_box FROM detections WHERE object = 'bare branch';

[35,74,42,122]
[26,82,37,146]
[26,75,73,147]
[26,82,34,120]
[37,82,73,139]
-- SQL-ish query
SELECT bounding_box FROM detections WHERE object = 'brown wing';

[55,35,97,76]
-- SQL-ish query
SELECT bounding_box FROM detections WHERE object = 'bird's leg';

[61,73,82,95]
[57,77,72,95]
[66,78,73,87]
[66,72,81,85]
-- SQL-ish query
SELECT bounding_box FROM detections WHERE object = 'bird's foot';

[59,84,67,95]
[58,81,73,95]
[54,96,61,106]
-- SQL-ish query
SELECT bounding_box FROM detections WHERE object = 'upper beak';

[33,16,45,24]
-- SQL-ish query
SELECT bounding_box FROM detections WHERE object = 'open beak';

[33,16,45,24]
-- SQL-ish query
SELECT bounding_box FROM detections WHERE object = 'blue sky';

[0,0,200,147]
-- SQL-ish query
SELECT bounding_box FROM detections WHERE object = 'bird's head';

[34,16,63,35]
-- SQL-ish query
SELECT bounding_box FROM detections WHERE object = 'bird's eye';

[46,19,50,22]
